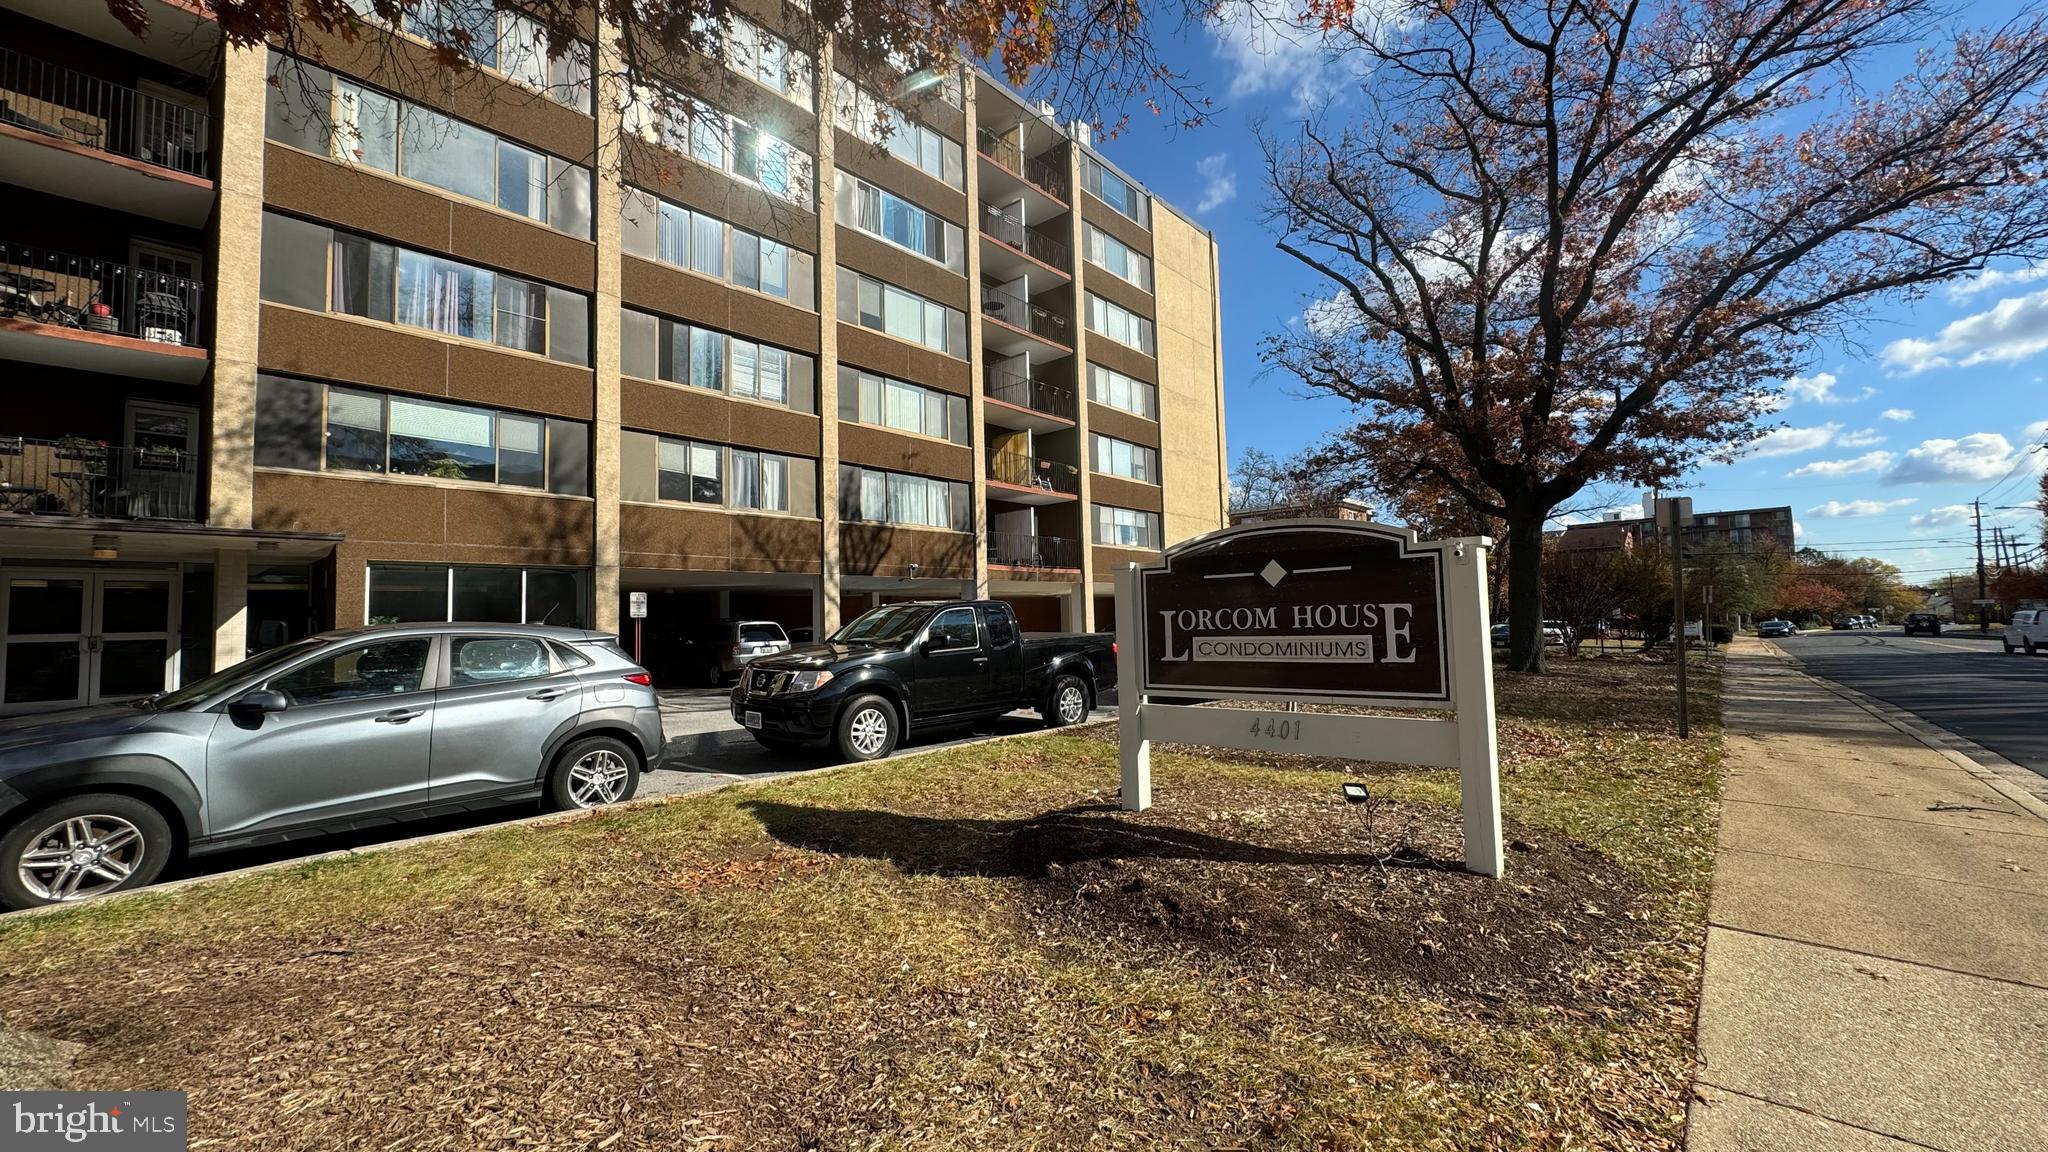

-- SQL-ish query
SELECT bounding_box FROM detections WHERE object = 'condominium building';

[0,1,1227,709]
[1557,500,1797,555]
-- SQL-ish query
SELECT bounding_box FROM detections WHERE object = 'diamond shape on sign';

[1261,560,1287,586]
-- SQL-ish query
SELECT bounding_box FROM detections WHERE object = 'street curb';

[1754,640,2048,823]
[0,717,1115,924]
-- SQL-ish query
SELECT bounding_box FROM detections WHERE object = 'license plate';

[743,710,763,729]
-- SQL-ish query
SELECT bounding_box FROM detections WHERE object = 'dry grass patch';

[0,655,1719,1151]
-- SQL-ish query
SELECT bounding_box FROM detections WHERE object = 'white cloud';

[1778,372,1874,405]
[1910,504,1975,531]
[1809,499,1915,518]
[1881,408,1915,422]
[2025,419,2048,444]
[1882,433,2020,486]
[1835,428,1885,448]
[1787,451,1893,478]
[1194,153,1237,214]
[1883,287,2048,373]
[1946,264,2048,302]
[1747,423,1839,458]
[1206,0,1405,107]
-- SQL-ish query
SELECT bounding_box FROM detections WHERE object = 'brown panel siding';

[1082,268,1155,323]
[620,256,822,353]
[620,377,822,456]
[837,325,970,393]
[259,305,596,421]
[1080,191,1154,255]
[285,26,595,161]
[620,139,816,248]
[449,202,597,292]
[838,424,972,481]
[1089,474,1164,514]
[1084,331,1155,381]
[836,230,969,309]
[620,503,824,573]
[1086,402,1159,449]
[839,524,975,580]
[254,472,596,564]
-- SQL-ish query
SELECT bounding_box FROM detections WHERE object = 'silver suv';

[0,624,664,910]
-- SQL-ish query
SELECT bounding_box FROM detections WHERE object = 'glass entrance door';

[1,571,176,713]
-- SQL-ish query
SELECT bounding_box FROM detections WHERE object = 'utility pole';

[1975,499,1988,632]
[1656,497,1693,740]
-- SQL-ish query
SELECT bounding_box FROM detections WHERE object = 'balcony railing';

[988,531,1080,570]
[975,126,1068,202]
[984,364,1076,421]
[0,437,200,522]
[980,283,1071,347]
[980,204,1070,270]
[0,48,210,177]
[0,243,205,347]
[988,450,1080,495]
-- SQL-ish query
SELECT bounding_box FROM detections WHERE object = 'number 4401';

[1248,715,1303,741]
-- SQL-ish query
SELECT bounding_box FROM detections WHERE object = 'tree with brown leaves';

[1263,0,2048,672]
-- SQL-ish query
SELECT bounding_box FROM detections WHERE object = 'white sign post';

[1115,519,1503,877]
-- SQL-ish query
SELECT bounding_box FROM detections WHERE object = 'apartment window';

[621,431,815,515]
[729,450,794,512]
[366,564,591,627]
[265,52,593,238]
[259,213,591,364]
[839,465,970,530]
[703,11,814,105]
[253,375,590,496]
[658,437,724,504]
[1094,504,1162,549]
[625,83,814,207]
[618,308,817,413]
[1090,433,1159,483]
[621,187,816,308]
[1084,223,1152,291]
[1087,363,1157,419]
[1080,153,1149,227]
[835,366,968,444]
[832,74,965,189]
[835,268,965,356]
[834,172,964,272]
[1086,293,1156,355]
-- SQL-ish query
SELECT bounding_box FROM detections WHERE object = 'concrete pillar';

[1065,142,1094,631]
[815,37,843,633]
[962,71,991,600]
[212,550,249,670]
[207,46,268,529]
[589,25,626,634]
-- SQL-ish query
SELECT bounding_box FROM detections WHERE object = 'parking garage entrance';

[617,572,820,689]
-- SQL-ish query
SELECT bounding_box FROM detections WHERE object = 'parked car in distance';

[668,619,793,686]
[2004,608,2048,654]
[1903,612,1941,636]
[735,601,1115,762]
[1831,617,1860,630]
[1757,619,1797,638]
[1489,622,1567,645]
[0,624,664,910]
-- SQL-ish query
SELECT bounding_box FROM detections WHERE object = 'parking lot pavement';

[640,686,1117,800]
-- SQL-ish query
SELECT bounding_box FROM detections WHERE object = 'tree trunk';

[1503,511,1547,673]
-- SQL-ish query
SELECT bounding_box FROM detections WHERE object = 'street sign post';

[1114,519,1504,876]
[1655,497,1694,740]
[628,592,648,663]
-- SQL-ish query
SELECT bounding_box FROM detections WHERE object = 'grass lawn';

[0,655,1720,1151]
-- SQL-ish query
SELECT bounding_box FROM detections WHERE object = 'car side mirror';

[920,637,942,657]
[229,688,289,715]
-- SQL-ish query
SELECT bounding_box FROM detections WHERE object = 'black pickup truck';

[731,600,1115,761]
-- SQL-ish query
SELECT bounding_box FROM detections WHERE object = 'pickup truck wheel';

[0,793,173,910]
[546,736,642,811]
[1043,674,1091,728]
[836,695,899,761]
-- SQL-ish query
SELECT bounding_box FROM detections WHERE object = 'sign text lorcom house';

[1159,602,1421,664]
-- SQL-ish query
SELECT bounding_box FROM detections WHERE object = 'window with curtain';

[835,172,962,270]
[497,140,548,222]
[494,277,547,354]
[832,74,964,189]
[1090,432,1158,483]
[839,465,966,529]
[628,187,810,306]
[325,387,386,472]
[1080,153,1150,227]
[1093,505,1161,548]
[1084,223,1152,291]
[397,250,494,341]
[1085,293,1156,355]
[836,269,960,354]
[1087,363,1157,419]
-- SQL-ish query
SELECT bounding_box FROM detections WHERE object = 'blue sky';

[1075,3,2048,585]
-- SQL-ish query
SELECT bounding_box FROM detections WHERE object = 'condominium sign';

[1139,522,1448,704]
[1114,520,1503,876]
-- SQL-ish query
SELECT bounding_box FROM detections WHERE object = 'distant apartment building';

[0,1,1228,710]
[1558,499,1796,555]
[1228,498,1375,526]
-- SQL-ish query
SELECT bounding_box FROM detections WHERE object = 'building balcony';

[982,364,1075,433]
[975,125,1068,217]
[0,243,208,383]
[988,530,1080,573]
[0,46,214,225]
[0,436,200,523]
[987,449,1078,505]
[6,0,221,72]
[979,204,1069,282]
[979,283,1072,360]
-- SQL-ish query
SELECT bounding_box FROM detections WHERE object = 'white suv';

[2004,609,2048,654]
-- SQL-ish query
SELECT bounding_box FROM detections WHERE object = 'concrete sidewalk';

[1687,643,2048,1151]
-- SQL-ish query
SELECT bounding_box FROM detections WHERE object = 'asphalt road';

[1778,629,2048,779]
